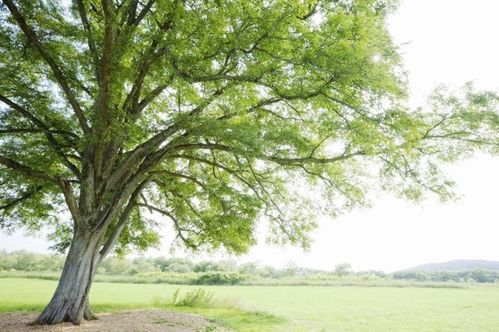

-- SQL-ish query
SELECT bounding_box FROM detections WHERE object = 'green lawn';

[1,278,499,331]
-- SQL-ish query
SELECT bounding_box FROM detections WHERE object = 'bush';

[193,272,246,285]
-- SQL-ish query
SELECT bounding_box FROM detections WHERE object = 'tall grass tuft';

[152,288,215,308]
[171,288,214,307]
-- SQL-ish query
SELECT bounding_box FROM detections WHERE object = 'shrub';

[193,272,246,285]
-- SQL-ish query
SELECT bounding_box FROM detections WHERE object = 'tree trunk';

[32,227,101,325]
[83,299,98,321]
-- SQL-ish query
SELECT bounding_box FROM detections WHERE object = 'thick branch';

[93,0,117,181]
[98,183,144,260]
[132,0,156,26]
[126,0,139,25]
[123,38,167,115]
[0,186,43,212]
[60,179,81,224]
[0,155,58,184]
[3,0,90,134]
[0,127,79,141]
[75,0,99,79]
[267,151,365,165]
[106,84,230,189]
[135,81,170,114]
[168,142,365,165]
[0,94,81,176]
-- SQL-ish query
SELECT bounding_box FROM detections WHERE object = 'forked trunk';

[32,227,101,325]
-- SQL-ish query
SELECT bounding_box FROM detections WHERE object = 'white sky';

[2,0,499,272]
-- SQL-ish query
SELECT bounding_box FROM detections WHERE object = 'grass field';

[1,278,499,331]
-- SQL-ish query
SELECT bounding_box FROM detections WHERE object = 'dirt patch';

[0,310,216,332]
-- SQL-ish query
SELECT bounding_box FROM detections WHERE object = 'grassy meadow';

[1,278,499,331]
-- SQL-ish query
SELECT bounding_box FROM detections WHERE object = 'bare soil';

[0,310,215,332]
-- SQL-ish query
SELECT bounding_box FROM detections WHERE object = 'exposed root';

[84,303,98,321]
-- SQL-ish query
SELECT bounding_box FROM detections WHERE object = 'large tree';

[0,0,498,325]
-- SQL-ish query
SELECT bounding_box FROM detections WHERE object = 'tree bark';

[83,299,98,321]
[32,227,101,325]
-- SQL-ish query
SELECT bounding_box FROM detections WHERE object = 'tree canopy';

[2,0,499,325]
[1,0,498,256]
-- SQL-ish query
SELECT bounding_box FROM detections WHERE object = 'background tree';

[334,263,352,276]
[0,0,498,325]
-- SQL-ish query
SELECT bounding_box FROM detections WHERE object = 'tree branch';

[98,182,145,260]
[132,0,156,26]
[298,1,319,20]
[3,0,90,134]
[0,155,59,184]
[0,127,79,141]
[0,94,81,176]
[75,0,99,79]
[150,170,209,191]
[137,203,197,249]
[168,142,365,165]
[106,83,231,189]
[60,179,81,224]
[126,0,139,25]
[0,186,43,212]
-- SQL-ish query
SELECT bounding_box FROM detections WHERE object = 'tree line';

[2,251,499,283]
[0,250,357,278]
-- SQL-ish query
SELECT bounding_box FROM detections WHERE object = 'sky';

[2,0,499,273]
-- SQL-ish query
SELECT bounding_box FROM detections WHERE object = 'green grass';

[1,278,499,331]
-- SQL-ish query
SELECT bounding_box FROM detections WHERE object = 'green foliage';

[333,263,353,276]
[5,251,499,286]
[0,250,64,272]
[0,0,498,259]
[194,272,247,285]
[154,257,194,273]
[392,270,499,283]
[113,209,161,256]
[170,288,214,307]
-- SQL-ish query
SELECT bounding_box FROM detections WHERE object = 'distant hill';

[402,260,499,272]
